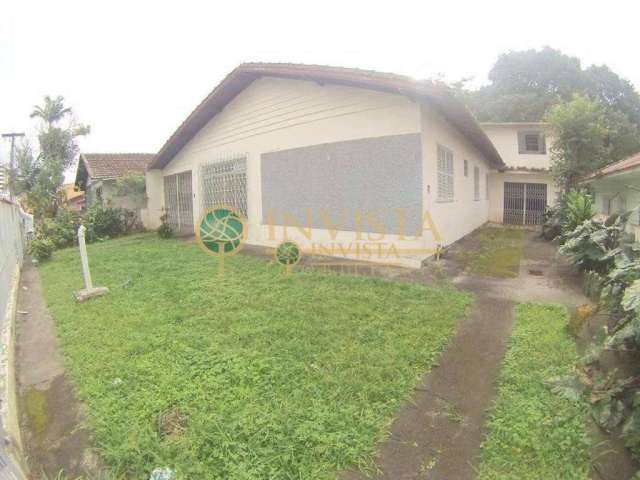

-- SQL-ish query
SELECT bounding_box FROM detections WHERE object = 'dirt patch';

[15,261,98,479]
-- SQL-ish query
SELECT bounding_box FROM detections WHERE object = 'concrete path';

[15,261,95,478]
[342,230,603,480]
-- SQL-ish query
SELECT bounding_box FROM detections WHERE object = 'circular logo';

[275,241,302,266]
[195,207,246,256]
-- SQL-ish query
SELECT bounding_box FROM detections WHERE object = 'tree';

[470,47,583,121]
[545,95,607,190]
[113,172,146,197]
[12,96,89,221]
[583,65,640,125]
[469,47,640,129]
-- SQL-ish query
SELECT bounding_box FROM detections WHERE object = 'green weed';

[477,303,590,480]
[40,234,471,479]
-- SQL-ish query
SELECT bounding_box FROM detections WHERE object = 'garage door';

[163,171,194,235]
[503,182,547,225]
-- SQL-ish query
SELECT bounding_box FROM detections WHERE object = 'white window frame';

[473,166,480,201]
[437,144,454,202]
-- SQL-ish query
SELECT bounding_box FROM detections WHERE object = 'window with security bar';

[200,156,248,218]
[437,144,454,202]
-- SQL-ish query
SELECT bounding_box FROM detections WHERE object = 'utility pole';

[2,132,25,199]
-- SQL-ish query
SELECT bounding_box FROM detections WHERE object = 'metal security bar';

[200,155,247,217]
[524,183,547,225]
[163,171,194,235]
[503,182,547,225]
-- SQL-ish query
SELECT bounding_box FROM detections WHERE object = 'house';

[581,152,640,241]
[143,63,511,267]
[75,153,154,215]
[60,183,85,212]
[481,122,558,226]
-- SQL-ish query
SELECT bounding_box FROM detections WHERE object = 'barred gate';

[163,171,194,235]
[200,156,247,217]
[503,182,547,225]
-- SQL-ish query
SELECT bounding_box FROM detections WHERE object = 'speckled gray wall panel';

[261,133,422,235]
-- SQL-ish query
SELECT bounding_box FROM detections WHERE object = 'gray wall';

[0,201,30,326]
[261,133,422,235]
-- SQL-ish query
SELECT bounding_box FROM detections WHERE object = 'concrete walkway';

[342,231,605,480]
[15,261,95,478]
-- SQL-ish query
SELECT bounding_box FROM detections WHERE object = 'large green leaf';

[622,280,640,313]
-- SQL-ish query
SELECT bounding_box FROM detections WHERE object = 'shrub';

[541,189,594,242]
[558,212,632,273]
[157,210,173,239]
[562,189,594,236]
[85,204,139,241]
[42,208,81,248]
[541,204,563,241]
[28,237,54,262]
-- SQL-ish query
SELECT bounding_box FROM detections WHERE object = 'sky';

[1,0,639,169]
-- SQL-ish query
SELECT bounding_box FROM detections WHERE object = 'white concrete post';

[78,225,93,290]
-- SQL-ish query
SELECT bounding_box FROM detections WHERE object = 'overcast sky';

[2,0,639,166]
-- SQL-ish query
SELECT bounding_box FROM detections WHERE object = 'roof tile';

[81,153,154,179]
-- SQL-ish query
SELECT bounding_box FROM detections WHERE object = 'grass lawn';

[455,227,526,278]
[477,303,590,480]
[39,234,470,479]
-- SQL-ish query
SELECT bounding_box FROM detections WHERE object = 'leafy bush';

[42,208,81,248]
[157,210,173,239]
[85,204,139,241]
[562,189,594,236]
[541,204,563,241]
[28,237,54,262]
[541,189,594,242]
[558,212,632,273]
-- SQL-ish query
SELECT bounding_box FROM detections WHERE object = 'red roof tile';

[583,151,640,181]
[80,153,154,180]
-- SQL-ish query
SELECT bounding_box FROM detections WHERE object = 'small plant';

[28,237,54,262]
[157,210,173,239]
[562,189,594,237]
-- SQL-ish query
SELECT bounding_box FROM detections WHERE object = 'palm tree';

[30,95,72,126]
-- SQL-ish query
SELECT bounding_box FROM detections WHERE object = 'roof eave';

[150,63,505,170]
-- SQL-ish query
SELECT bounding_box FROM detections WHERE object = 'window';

[200,156,248,217]
[518,131,546,154]
[473,166,480,201]
[464,159,468,177]
[486,173,489,200]
[437,145,454,202]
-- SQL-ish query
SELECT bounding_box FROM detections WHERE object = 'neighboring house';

[60,183,85,212]
[143,63,506,267]
[581,152,640,241]
[481,122,558,226]
[75,153,154,216]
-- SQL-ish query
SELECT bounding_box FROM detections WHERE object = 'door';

[163,171,194,235]
[503,182,547,225]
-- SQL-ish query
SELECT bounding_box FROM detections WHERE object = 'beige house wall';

[148,77,431,266]
[488,171,559,223]
[420,104,493,250]
[587,172,640,241]
[481,123,552,170]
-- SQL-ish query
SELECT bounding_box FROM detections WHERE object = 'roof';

[150,62,504,169]
[79,153,154,180]
[582,151,640,182]
[481,122,549,127]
